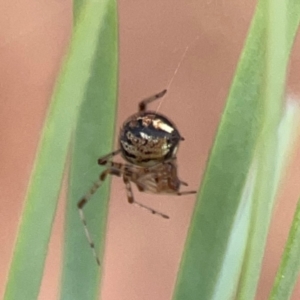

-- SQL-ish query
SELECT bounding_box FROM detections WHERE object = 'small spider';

[78,89,196,265]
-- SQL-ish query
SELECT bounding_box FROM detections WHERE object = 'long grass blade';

[173,5,265,300]
[59,1,118,300]
[172,0,300,299]
[236,0,300,298]
[3,1,114,299]
[269,196,300,300]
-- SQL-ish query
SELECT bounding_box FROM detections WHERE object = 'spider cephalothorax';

[78,89,196,265]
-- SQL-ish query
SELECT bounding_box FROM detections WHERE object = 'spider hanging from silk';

[78,41,198,265]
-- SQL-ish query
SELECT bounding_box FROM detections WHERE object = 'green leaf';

[236,0,300,298]
[59,1,118,300]
[172,0,300,299]
[269,196,300,300]
[210,160,256,300]
[267,101,300,300]
[3,1,115,299]
[173,7,264,300]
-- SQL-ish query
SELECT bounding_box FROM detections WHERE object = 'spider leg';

[78,167,121,266]
[123,176,170,219]
[144,157,177,172]
[177,190,197,196]
[139,89,167,112]
[98,149,121,165]
[179,180,188,186]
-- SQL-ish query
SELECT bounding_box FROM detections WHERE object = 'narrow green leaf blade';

[60,1,118,300]
[3,0,112,299]
[73,0,84,23]
[173,0,300,299]
[266,101,300,300]
[269,196,300,300]
[173,6,265,299]
[237,0,300,298]
[211,160,256,300]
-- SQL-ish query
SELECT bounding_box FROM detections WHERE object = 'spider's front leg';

[98,149,121,165]
[77,164,122,266]
[138,89,167,112]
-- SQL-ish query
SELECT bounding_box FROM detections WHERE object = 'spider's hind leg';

[177,190,197,196]
[123,176,170,219]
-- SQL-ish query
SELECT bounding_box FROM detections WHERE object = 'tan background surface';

[1,1,300,299]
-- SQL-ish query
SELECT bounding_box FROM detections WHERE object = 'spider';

[78,89,197,265]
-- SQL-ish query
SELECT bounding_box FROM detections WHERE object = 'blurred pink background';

[0,1,300,299]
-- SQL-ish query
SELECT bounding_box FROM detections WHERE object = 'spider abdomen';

[119,111,181,167]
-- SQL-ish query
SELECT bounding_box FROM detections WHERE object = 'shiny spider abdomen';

[119,111,182,167]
